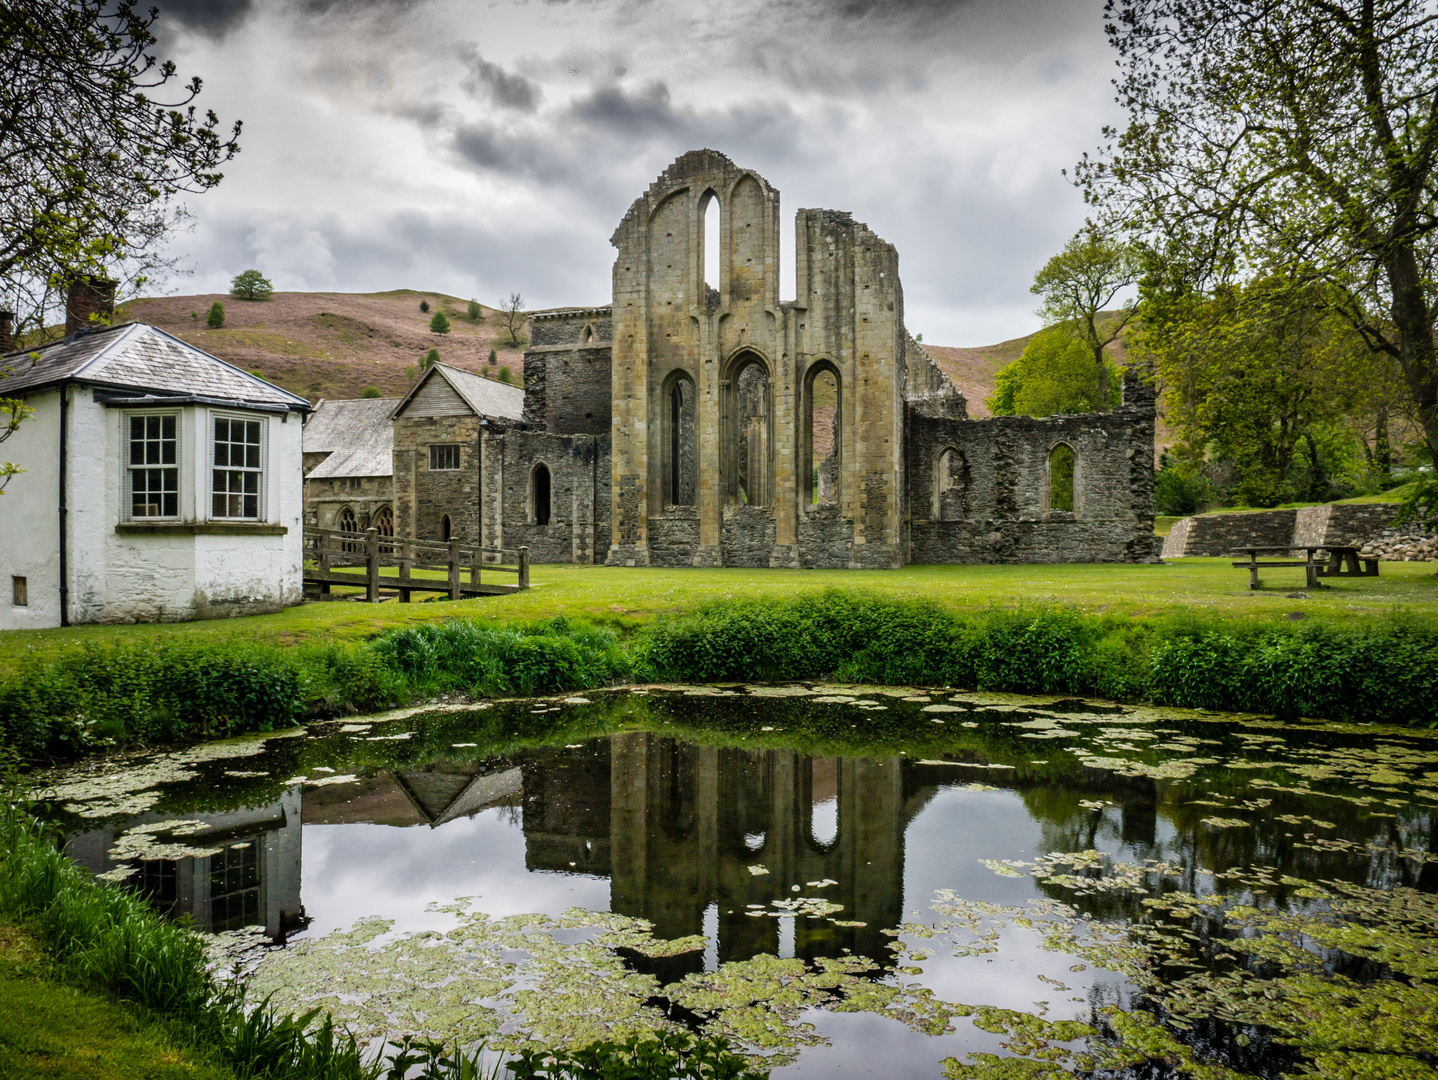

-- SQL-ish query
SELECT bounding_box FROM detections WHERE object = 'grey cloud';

[459,46,542,113]
[152,0,255,37]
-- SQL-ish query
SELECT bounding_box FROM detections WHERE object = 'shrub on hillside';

[206,300,224,328]
[419,299,430,312]
[467,298,482,321]
[429,311,450,334]
[360,386,381,398]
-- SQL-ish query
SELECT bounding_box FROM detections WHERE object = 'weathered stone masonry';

[312,150,1154,567]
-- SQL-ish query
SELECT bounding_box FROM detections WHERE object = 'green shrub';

[206,300,225,328]
[430,311,450,334]
[498,366,512,383]
[361,386,382,398]
[468,299,483,321]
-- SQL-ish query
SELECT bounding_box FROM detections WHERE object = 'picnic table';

[1231,545,1379,590]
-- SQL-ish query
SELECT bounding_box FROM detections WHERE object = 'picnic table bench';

[1231,545,1379,590]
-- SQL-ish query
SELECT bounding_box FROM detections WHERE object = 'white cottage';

[0,322,310,629]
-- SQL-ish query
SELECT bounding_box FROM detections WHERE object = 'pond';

[36,686,1438,1079]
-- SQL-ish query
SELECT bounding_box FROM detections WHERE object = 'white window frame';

[210,412,268,522]
[124,410,182,522]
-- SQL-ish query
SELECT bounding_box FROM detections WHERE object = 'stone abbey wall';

[1162,502,1403,559]
[906,374,1158,564]
[523,309,613,436]
[480,428,611,564]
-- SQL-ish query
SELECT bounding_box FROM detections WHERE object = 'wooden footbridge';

[304,528,529,602]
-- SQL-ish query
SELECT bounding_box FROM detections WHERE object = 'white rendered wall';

[4,386,305,628]
[0,391,62,630]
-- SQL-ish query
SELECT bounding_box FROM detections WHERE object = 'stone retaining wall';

[1162,502,1406,558]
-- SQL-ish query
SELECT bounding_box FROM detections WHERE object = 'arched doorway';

[663,371,696,506]
[532,463,551,526]
[935,448,969,521]
[805,362,840,506]
[728,354,771,507]
[440,513,452,541]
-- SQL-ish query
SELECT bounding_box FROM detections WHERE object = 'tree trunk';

[1094,342,1109,412]
[1387,246,1438,462]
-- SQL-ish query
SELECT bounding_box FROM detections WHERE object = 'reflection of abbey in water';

[67,788,304,938]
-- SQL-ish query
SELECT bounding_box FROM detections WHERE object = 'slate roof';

[392,362,525,422]
[0,323,309,411]
[304,397,397,479]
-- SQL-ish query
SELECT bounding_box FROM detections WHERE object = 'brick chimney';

[0,311,13,353]
[65,277,116,337]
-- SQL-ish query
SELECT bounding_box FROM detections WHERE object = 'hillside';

[116,290,536,402]
[112,292,1147,423]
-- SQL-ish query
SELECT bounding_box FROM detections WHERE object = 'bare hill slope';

[117,290,539,402]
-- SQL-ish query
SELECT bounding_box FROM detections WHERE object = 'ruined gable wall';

[523,309,613,436]
[496,431,611,564]
[607,150,921,569]
[906,375,1157,564]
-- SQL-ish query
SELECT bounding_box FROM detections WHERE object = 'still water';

[38,686,1438,1078]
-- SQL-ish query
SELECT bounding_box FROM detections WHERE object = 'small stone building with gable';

[302,150,1156,568]
[302,396,397,535]
[1,321,310,629]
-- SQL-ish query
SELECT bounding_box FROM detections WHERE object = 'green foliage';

[2,596,1434,762]
[229,270,273,302]
[360,386,382,399]
[468,299,483,321]
[420,300,430,312]
[206,301,225,328]
[489,349,498,365]
[1153,451,1208,515]
[422,348,440,370]
[430,311,451,335]
[1135,276,1396,507]
[498,367,512,384]
[1080,0,1438,466]
[986,328,1120,416]
[507,1031,767,1080]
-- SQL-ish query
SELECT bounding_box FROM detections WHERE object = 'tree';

[1078,0,1438,467]
[467,298,482,321]
[422,348,440,370]
[1029,226,1143,411]
[0,1,240,340]
[429,311,450,334]
[987,328,1122,417]
[1133,275,1378,506]
[498,366,512,383]
[230,269,272,301]
[420,299,429,313]
[206,301,224,328]
[488,348,497,365]
[502,292,525,346]
[0,397,33,496]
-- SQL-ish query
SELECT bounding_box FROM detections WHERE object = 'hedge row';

[1,593,1433,757]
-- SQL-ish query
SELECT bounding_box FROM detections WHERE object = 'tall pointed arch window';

[1048,443,1076,513]
[664,372,696,506]
[532,463,551,526]
[731,356,771,507]
[805,363,840,506]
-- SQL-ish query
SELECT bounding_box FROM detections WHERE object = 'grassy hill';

[113,291,1141,415]
[116,289,536,402]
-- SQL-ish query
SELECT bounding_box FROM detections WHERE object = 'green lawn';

[0,924,237,1080]
[2,560,1435,678]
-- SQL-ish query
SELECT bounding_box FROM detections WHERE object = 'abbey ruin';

[305,150,1157,566]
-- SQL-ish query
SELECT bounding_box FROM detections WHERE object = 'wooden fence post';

[448,537,462,600]
[469,543,480,593]
[366,528,380,602]
[399,539,412,603]
[518,546,530,589]
[318,531,331,596]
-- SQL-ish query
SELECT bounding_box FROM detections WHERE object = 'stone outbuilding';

[302,396,397,535]
[0,322,310,629]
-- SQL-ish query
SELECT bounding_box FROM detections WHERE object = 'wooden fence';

[304,528,529,602]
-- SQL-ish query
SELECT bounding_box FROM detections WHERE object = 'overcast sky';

[152,0,1123,346]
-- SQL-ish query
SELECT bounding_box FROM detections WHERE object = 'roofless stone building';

[303,150,1158,567]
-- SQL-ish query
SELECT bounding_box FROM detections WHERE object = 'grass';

[0,923,238,1080]
[3,561,1435,679]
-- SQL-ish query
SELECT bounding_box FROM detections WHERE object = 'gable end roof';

[390,363,525,422]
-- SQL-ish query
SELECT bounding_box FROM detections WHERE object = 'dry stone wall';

[1162,502,1404,559]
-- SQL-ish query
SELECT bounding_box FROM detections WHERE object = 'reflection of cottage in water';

[65,788,304,938]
